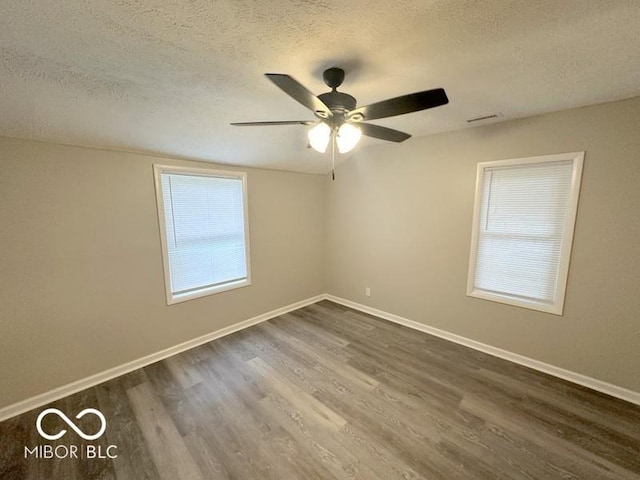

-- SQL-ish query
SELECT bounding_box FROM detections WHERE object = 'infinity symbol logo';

[36,408,107,441]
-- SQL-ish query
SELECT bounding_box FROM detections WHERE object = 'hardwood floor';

[1,300,639,479]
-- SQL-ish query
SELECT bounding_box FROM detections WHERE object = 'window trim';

[153,164,252,305]
[466,152,584,315]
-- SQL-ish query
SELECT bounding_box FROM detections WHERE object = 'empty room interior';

[1,1,640,479]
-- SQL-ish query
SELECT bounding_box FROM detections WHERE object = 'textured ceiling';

[1,1,640,174]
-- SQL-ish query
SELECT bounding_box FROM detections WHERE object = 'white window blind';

[467,153,583,314]
[154,165,250,304]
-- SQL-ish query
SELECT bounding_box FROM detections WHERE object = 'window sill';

[467,288,563,315]
[167,278,251,305]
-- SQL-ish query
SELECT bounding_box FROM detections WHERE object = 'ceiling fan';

[231,67,448,174]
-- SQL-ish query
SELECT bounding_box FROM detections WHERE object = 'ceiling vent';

[467,113,502,123]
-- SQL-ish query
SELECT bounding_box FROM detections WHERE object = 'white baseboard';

[3,292,638,422]
[325,294,640,406]
[0,295,325,422]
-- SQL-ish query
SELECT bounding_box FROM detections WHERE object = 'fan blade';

[349,88,448,121]
[359,123,411,142]
[265,74,333,119]
[231,120,315,126]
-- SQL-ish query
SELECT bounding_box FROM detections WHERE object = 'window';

[153,165,251,305]
[467,152,584,314]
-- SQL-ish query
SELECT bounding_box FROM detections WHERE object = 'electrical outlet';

[365,287,371,297]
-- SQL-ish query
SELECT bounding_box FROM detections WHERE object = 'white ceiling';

[1,1,640,174]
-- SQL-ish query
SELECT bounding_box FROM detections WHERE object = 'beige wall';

[0,138,326,409]
[2,96,639,411]
[325,96,640,392]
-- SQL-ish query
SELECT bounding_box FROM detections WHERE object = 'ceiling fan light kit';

[308,122,331,153]
[232,67,449,175]
[336,123,362,154]
[308,122,362,154]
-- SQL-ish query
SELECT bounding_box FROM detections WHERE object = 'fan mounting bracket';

[323,67,345,90]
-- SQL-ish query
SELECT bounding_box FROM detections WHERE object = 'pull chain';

[331,127,336,181]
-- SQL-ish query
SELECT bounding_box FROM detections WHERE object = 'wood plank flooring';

[1,300,639,479]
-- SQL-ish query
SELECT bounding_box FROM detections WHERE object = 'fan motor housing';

[318,91,357,114]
